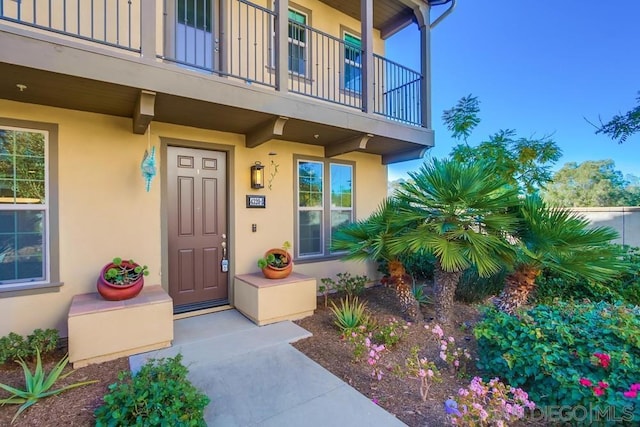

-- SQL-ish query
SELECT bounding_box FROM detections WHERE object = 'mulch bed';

[293,284,484,427]
[0,351,127,426]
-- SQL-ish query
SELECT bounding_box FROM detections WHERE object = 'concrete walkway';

[130,309,406,426]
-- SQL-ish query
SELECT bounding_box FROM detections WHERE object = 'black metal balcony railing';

[0,0,424,127]
[0,0,140,52]
[287,20,362,109]
[374,54,422,126]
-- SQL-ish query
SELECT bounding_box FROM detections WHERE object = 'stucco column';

[415,5,431,129]
[275,0,289,94]
[361,0,374,113]
[140,0,156,62]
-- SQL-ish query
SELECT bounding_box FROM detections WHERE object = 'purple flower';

[444,399,461,416]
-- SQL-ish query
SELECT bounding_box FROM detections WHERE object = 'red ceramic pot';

[96,261,144,301]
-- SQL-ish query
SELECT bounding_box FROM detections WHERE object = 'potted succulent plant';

[96,257,149,301]
[257,241,293,279]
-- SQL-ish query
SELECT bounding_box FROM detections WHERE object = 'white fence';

[569,207,640,247]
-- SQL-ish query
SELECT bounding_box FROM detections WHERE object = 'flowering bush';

[446,377,535,426]
[345,327,386,380]
[403,346,441,401]
[373,317,406,348]
[475,302,640,420]
[429,324,472,375]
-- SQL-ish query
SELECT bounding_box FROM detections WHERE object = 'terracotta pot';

[96,261,144,301]
[261,248,293,279]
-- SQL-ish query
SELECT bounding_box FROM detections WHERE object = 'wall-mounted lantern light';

[250,161,265,189]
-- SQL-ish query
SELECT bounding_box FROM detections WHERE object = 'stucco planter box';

[234,272,317,326]
[67,285,173,368]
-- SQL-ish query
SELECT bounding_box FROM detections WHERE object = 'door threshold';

[173,304,234,320]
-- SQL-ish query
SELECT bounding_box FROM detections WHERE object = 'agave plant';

[329,297,370,333]
[496,194,629,314]
[0,350,97,423]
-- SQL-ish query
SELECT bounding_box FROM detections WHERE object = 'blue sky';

[386,0,640,181]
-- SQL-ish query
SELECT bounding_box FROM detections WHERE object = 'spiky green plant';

[0,350,97,424]
[496,194,629,313]
[329,297,370,333]
[411,281,431,306]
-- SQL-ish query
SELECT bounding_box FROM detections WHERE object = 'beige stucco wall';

[0,99,387,337]
[569,207,640,247]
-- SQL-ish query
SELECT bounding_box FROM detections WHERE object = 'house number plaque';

[246,195,266,208]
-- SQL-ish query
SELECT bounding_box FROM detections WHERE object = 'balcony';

[0,0,434,163]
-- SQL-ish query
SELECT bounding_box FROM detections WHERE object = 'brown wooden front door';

[167,146,228,312]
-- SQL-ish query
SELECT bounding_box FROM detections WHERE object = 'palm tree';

[332,198,423,320]
[334,159,521,324]
[388,159,520,324]
[495,195,627,314]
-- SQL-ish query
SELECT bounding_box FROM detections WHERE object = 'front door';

[167,146,228,312]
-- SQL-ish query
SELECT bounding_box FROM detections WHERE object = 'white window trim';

[342,30,362,94]
[0,126,49,286]
[0,119,61,295]
[294,156,355,261]
[269,4,311,78]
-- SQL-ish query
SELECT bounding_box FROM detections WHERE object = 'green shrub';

[321,272,368,298]
[534,246,640,307]
[455,267,507,303]
[411,282,430,306]
[0,329,59,365]
[378,251,435,281]
[474,302,640,422]
[372,318,405,347]
[94,354,209,427]
[330,297,370,333]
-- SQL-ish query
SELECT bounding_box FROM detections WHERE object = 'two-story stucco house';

[0,0,454,340]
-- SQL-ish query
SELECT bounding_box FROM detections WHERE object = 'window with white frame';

[296,158,353,258]
[288,9,307,75]
[0,126,49,285]
[343,32,362,93]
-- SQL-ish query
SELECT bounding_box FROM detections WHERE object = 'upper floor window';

[296,158,354,259]
[343,32,362,93]
[0,127,48,285]
[288,9,308,76]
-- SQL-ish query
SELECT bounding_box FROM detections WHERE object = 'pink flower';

[579,378,593,387]
[439,351,447,361]
[427,369,434,378]
[593,387,605,397]
[454,360,460,367]
[431,324,444,338]
[593,353,611,368]
[418,369,426,378]
[623,390,638,399]
[448,336,455,343]
[631,384,640,392]
[372,398,379,405]
[598,381,609,389]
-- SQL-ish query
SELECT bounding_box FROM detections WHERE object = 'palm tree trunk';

[496,265,541,314]
[387,259,420,321]
[433,260,463,325]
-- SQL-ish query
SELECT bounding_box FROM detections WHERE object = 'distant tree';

[543,160,640,207]
[387,178,407,196]
[441,94,481,144]
[443,96,562,194]
[594,92,640,143]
